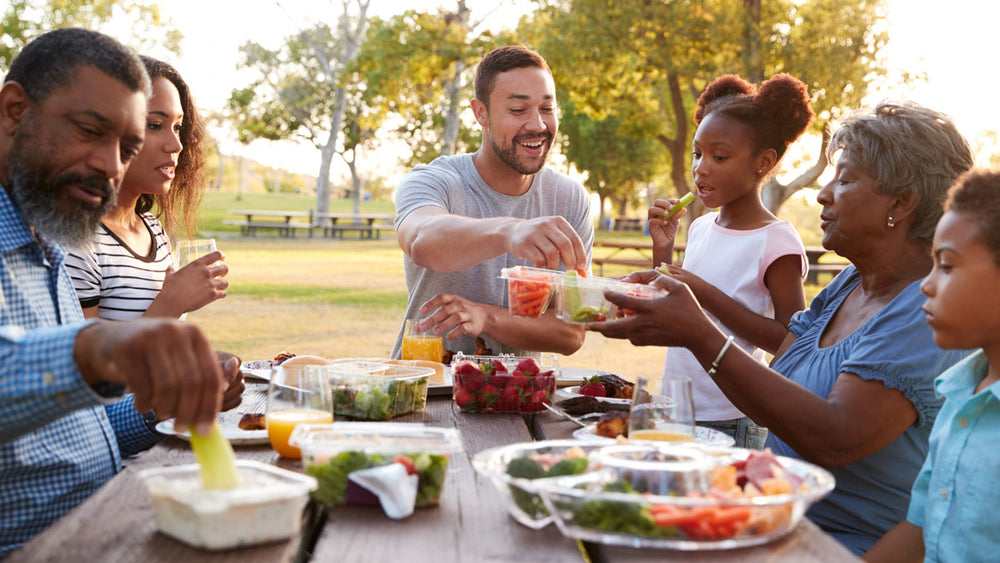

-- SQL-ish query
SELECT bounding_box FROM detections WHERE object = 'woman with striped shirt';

[66,57,228,320]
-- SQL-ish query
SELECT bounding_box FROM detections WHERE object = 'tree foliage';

[349,8,499,167]
[519,0,888,215]
[0,0,181,73]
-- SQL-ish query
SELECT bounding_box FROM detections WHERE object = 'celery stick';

[189,423,241,490]
[666,192,695,219]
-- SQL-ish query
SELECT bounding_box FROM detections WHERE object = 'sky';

[146,0,1000,181]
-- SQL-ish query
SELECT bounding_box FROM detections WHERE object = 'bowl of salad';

[556,271,666,323]
[326,359,434,420]
[290,422,463,509]
[535,446,835,550]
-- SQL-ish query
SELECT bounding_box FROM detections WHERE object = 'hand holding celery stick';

[189,423,240,489]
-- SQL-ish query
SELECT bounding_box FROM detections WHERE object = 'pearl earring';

[887,216,896,228]
[756,169,763,174]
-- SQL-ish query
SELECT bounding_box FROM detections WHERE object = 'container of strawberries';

[451,353,559,413]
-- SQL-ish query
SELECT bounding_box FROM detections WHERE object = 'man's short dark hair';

[473,45,551,108]
[3,27,149,101]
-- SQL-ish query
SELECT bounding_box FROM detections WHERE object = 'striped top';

[65,213,173,320]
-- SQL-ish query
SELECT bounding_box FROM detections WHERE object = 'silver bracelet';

[707,335,735,377]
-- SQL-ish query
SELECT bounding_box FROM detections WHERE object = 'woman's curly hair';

[133,56,206,238]
[695,73,815,161]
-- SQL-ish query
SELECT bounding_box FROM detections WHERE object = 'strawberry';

[491,359,508,374]
[488,372,509,389]
[392,454,418,476]
[496,386,521,412]
[523,389,548,411]
[477,384,500,410]
[454,360,485,392]
[510,370,530,390]
[515,357,540,377]
[454,387,475,408]
[578,376,607,397]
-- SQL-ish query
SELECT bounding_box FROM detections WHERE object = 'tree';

[226,0,370,215]
[349,3,499,167]
[1,0,181,72]
[522,0,887,215]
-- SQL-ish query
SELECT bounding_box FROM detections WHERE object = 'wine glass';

[173,238,217,269]
[628,376,696,442]
[266,364,333,459]
[400,318,444,362]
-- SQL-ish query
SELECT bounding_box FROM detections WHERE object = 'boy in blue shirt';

[864,169,1000,563]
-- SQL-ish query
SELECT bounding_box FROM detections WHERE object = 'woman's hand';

[586,273,717,348]
[148,250,228,318]
[657,263,710,299]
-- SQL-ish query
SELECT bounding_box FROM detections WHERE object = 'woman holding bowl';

[590,101,974,555]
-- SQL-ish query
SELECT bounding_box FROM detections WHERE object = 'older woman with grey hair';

[589,102,975,555]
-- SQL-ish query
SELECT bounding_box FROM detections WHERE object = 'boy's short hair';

[945,169,1000,265]
[4,27,149,102]
[473,45,551,108]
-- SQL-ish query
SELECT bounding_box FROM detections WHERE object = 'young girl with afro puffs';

[648,74,814,448]
[864,169,1000,563]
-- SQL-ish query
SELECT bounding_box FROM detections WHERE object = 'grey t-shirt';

[392,153,594,357]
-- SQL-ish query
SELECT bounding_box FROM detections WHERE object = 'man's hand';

[418,293,491,341]
[216,351,245,412]
[74,319,224,436]
[506,216,587,271]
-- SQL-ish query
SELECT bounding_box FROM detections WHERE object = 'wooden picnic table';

[225,209,314,238]
[10,385,859,562]
[592,241,686,276]
[311,212,395,239]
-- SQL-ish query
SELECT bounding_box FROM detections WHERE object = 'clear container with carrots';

[500,266,563,318]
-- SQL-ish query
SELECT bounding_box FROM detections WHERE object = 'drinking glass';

[266,364,333,459]
[173,238,217,269]
[628,376,695,442]
[400,318,444,362]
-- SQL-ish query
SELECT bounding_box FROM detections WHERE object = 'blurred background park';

[2,0,998,380]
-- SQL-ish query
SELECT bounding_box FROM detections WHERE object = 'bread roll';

[279,355,332,368]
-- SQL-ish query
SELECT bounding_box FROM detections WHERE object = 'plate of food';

[572,421,736,447]
[156,410,269,445]
[553,371,635,405]
[240,359,274,380]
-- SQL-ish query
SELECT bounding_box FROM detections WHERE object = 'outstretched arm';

[417,293,585,355]
[397,206,587,272]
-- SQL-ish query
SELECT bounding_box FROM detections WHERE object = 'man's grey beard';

[7,159,116,250]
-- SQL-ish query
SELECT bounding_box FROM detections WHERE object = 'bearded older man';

[0,28,239,557]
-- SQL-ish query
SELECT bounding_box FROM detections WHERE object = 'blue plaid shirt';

[0,186,160,558]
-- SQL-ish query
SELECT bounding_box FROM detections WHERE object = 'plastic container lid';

[289,422,463,458]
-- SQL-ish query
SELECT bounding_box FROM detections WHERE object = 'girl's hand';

[151,251,229,318]
[647,198,688,248]
[657,263,708,298]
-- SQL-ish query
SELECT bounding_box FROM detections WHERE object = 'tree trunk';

[348,151,362,216]
[762,122,831,213]
[742,0,763,83]
[236,154,244,201]
[441,58,464,155]
[316,130,337,214]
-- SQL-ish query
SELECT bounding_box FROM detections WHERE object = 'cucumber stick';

[189,423,241,489]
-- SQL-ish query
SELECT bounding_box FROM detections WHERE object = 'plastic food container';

[557,273,666,323]
[471,440,607,529]
[500,266,563,318]
[138,460,317,550]
[326,359,434,420]
[535,445,835,550]
[451,353,559,413]
[290,422,463,508]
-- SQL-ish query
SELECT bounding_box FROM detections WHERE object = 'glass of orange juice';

[401,318,444,362]
[266,364,333,458]
[628,376,695,442]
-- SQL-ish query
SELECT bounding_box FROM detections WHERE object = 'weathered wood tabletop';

[9,385,860,563]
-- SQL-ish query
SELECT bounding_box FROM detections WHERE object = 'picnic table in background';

[592,241,686,276]
[804,246,848,285]
[311,212,395,239]
[223,209,314,238]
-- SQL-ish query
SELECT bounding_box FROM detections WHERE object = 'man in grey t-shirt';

[393,45,593,358]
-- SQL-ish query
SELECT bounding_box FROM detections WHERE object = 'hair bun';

[755,73,815,145]
[695,75,755,123]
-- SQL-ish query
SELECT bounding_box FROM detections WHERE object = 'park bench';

[312,213,395,239]
[225,210,314,238]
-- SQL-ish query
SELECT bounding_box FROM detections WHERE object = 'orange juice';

[401,334,444,362]
[630,429,695,442]
[266,409,333,458]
